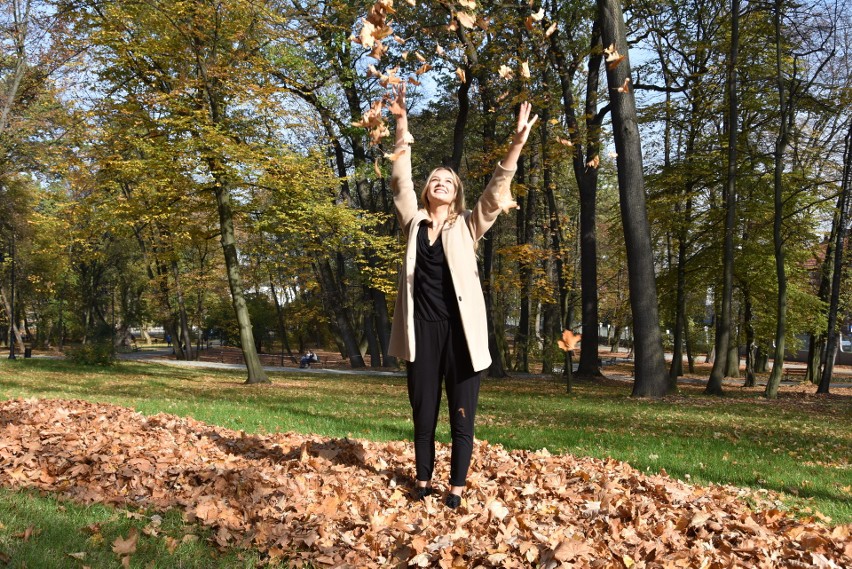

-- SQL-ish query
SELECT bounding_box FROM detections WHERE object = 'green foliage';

[65,343,116,366]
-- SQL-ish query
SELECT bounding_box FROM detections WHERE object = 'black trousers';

[407,318,481,487]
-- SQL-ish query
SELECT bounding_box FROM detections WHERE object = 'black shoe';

[444,493,461,509]
[413,486,433,501]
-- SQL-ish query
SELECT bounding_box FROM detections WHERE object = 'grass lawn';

[0,357,850,566]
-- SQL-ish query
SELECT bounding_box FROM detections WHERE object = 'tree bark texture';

[597,0,668,397]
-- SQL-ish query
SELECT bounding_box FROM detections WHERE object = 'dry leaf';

[456,12,476,29]
[557,329,581,351]
[436,44,445,56]
[415,63,432,75]
[373,158,382,177]
[415,51,426,62]
[0,396,847,569]
[586,155,600,169]
[520,61,531,79]
[545,22,557,37]
[604,43,626,70]
[498,65,513,79]
[455,67,466,83]
[68,552,86,560]
[530,7,545,21]
[558,137,573,147]
[112,528,139,555]
[458,0,477,8]
[617,77,631,93]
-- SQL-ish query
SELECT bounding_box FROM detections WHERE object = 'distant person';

[300,350,319,368]
[388,84,537,509]
[165,333,172,347]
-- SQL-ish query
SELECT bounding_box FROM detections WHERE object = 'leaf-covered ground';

[1,398,850,568]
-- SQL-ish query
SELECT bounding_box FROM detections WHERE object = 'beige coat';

[387,144,517,372]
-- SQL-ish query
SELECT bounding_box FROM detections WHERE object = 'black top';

[414,222,460,321]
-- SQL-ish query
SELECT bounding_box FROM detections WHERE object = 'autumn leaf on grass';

[604,43,626,69]
[14,526,37,542]
[67,552,86,561]
[112,528,139,555]
[557,329,581,351]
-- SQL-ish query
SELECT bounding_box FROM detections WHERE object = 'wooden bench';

[782,367,808,382]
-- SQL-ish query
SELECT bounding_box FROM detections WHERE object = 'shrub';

[66,342,116,366]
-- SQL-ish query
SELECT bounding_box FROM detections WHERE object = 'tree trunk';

[765,0,790,399]
[316,259,365,368]
[597,0,668,397]
[707,0,740,395]
[818,119,852,394]
[549,19,604,378]
[214,185,269,384]
[743,286,757,387]
[269,277,296,363]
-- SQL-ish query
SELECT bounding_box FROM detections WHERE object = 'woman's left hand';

[512,102,538,147]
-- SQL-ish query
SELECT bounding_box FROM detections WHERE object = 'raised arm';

[468,102,539,239]
[389,84,418,230]
[500,101,538,170]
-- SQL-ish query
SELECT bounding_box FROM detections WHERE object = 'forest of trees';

[1,0,850,397]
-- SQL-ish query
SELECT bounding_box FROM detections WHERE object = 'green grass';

[0,358,850,566]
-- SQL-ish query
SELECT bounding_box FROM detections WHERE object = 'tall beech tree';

[597,0,668,396]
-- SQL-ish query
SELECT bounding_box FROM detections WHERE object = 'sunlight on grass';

[1,358,850,529]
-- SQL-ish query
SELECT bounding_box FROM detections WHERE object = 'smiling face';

[421,167,465,215]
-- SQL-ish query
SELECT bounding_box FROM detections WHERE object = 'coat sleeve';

[467,161,517,240]
[390,143,419,233]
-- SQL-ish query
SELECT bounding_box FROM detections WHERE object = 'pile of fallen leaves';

[1,398,850,568]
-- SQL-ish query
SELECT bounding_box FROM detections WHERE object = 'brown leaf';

[604,43,626,70]
[112,528,139,556]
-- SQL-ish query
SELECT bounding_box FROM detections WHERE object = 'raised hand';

[502,102,538,171]
[390,83,407,119]
[511,101,538,147]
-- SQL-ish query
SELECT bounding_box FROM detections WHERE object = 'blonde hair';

[420,167,465,223]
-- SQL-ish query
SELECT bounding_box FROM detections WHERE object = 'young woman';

[388,85,537,509]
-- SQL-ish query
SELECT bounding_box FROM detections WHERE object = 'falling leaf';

[446,20,458,32]
[369,40,388,60]
[458,0,477,8]
[609,151,618,159]
[604,43,626,70]
[557,329,581,352]
[414,51,426,62]
[405,0,415,5]
[436,44,445,56]
[530,7,545,21]
[617,77,631,93]
[112,528,139,555]
[373,158,382,177]
[456,12,476,29]
[407,76,421,86]
[498,65,513,79]
[393,35,406,44]
[557,137,573,147]
[415,63,432,75]
[524,16,535,31]
[476,16,490,30]
[586,155,600,169]
[520,61,530,79]
[359,19,377,49]
[455,67,466,83]
[545,22,557,37]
